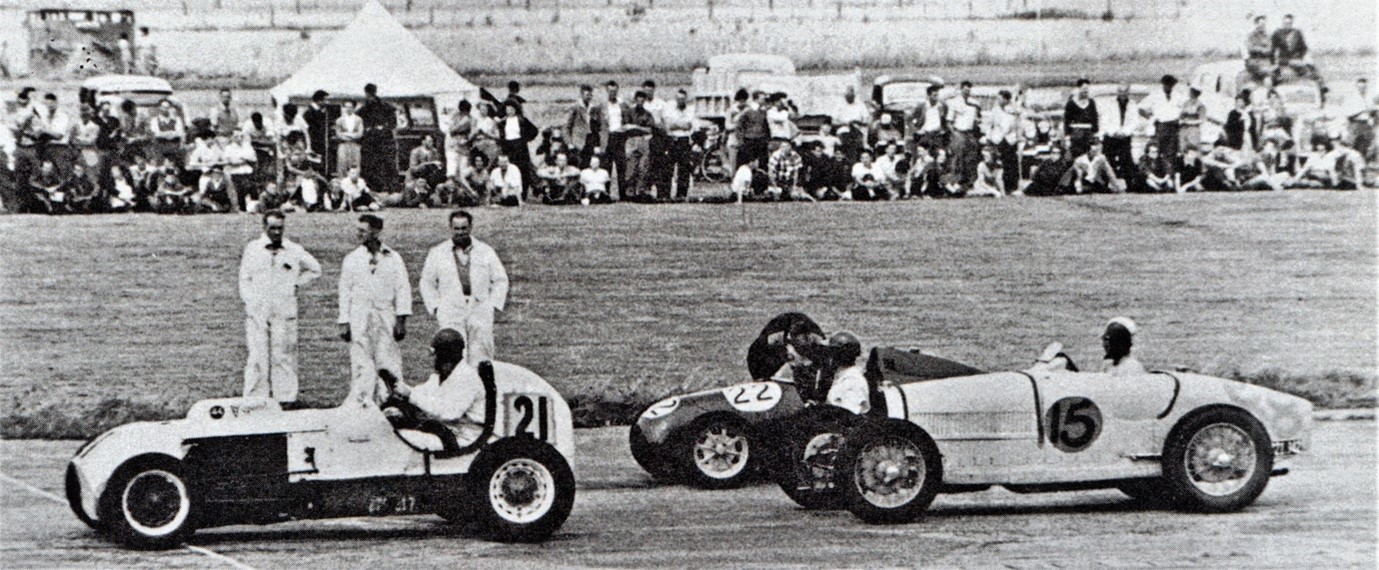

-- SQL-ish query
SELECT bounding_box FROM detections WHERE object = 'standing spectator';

[1073,141,1125,193]
[244,112,278,190]
[1348,78,1376,163]
[640,80,671,197]
[489,153,523,206]
[734,90,771,171]
[471,102,501,164]
[565,85,598,167]
[148,99,184,165]
[136,27,158,75]
[303,90,331,175]
[36,93,74,177]
[985,90,1021,196]
[767,139,804,199]
[504,80,526,113]
[238,211,322,407]
[834,86,872,158]
[1100,83,1140,185]
[661,89,697,201]
[1224,94,1257,152]
[1243,15,1274,81]
[223,133,256,210]
[73,106,103,189]
[1179,88,1208,153]
[1271,14,1314,80]
[359,83,398,194]
[212,88,240,139]
[766,93,798,147]
[1138,75,1184,160]
[498,100,539,199]
[591,81,628,199]
[910,85,948,158]
[1064,78,1099,158]
[869,113,904,150]
[1135,143,1174,193]
[579,155,613,204]
[444,100,474,177]
[338,214,411,406]
[117,33,135,74]
[420,210,510,365]
[334,100,364,177]
[724,89,751,171]
[623,90,658,201]
[968,146,1004,197]
[946,81,981,188]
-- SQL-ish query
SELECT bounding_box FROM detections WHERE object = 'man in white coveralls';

[420,210,509,365]
[238,210,322,406]
[338,214,412,405]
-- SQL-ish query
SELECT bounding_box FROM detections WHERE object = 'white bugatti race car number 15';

[722,382,783,412]
[505,393,554,442]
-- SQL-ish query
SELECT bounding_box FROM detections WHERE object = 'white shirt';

[835,100,871,127]
[335,114,363,142]
[1139,88,1183,123]
[338,176,369,199]
[489,163,523,198]
[337,244,412,326]
[238,235,322,318]
[1105,356,1147,376]
[947,97,979,132]
[642,97,668,125]
[852,162,883,185]
[580,167,610,192]
[766,107,793,139]
[502,117,522,141]
[38,108,72,144]
[605,101,623,132]
[827,365,871,415]
[987,106,1020,144]
[920,103,944,133]
[662,105,697,137]
[873,154,902,182]
[407,364,487,444]
[419,238,510,327]
[1099,98,1141,137]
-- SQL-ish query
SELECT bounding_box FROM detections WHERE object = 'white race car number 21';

[722,383,783,412]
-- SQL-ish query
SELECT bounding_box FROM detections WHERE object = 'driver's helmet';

[828,331,862,364]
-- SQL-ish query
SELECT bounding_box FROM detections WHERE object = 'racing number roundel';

[1045,397,1103,452]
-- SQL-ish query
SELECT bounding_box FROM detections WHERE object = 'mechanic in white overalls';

[824,331,871,415]
[338,214,412,405]
[1102,317,1146,376]
[419,210,509,365]
[238,211,322,405]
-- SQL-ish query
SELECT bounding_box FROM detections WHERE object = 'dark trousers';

[1154,121,1181,160]
[997,141,1020,194]
[736,137,769,171]
[1103,136,1136,183]
[579,132,599,168]
[604,132,628,200]
[949,130,979,186]
[667,136,694,199]
[499,139,536,198]
[361,133,398,193]
[649,134,671,197]
[1068,129,1096,158]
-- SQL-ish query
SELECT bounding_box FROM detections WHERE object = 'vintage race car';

[628,347,984,488]
[794,345,1312,523]
[65,362,576,549]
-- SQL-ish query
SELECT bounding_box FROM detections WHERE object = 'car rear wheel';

[465,437,576,543]
[838,420,943,525]
[97,456,197,549]
[1163,408,1273,513]
[674,415,756,489]
[773,406,862,510]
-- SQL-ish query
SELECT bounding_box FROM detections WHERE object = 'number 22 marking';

[731,384,772,404]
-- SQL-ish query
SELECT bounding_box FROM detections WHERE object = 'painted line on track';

[0,471,258,570]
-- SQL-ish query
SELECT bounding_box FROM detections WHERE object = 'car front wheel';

[465,437,576,543]
[97,456,197,549]
[675,415,755,489]
[1162,408,1273,513]
[838,420,943,525]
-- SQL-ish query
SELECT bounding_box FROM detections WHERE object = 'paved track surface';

[3,422,1375,569]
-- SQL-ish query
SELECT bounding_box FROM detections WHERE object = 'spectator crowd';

[1,14,1373,215]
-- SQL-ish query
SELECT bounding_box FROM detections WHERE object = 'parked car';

[66,361,576,549]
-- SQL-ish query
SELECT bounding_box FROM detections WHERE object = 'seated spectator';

[223,133,258,211]
[767,140,805,200]
[459,152,493,205]
[800,122,841,158]
[434,173,481,208]
[873,142,905,197]
[969,145,1004,197]
[1073,141,1125,193]
[535,126,569,164]
[851,149,888,201]
[407,134,446,189]
[28,160,65,214]
[1242,139,1292,191]
[1201,142,1246,190]
[1176,145,1206,192]
[109,164,138,212]
[254,181,291,213]
[905,145,935,198]
[579,156,613,204]
[730,163,769,199]
[154,171,193,213]
[490,153,523,206]
[65,164,102,213]
[800,141,849,200]
[869,113,904,149]
[1024,145,1077,196]
[283,141,328,211]
[1328,138,1368,189]
[539,152,582,205]
[335,166,380,211]
[1291,139,1365,189]
[1135,143,1175,193]
[194,166,237,212]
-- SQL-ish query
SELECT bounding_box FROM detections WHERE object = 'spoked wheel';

[97,456,197,549]
[838,420,943,525]
[698,145,732,184]
[773,406,862,510]
[1163,408,1272,513]
[465,437,576,543]
[675,415,756,489]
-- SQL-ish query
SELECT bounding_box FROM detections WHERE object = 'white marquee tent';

[269,0,478,110]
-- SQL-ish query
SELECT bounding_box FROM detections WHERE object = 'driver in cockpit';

[379,329,486,452]
[1101,317,1145,376]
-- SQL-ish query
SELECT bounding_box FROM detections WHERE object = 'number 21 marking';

[513,395,549,441]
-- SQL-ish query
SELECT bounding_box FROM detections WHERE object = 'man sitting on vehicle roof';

[380,329,488,453]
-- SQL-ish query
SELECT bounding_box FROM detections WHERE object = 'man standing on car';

[239,210,322,406]
[338,214,412,405]
[1103,317,1146,376]
[420,210,509,365]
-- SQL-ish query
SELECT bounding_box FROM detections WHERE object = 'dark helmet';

[828,331,862,363]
